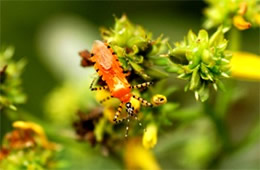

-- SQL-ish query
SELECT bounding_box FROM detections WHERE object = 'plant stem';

[203,101,232,168]
[229,28,241,51]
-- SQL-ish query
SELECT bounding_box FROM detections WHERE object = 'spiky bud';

[168,26,231,101]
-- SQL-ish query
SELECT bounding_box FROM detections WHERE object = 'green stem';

[203,102,231,150]
[229,28,241,51]
[203,101,232,168]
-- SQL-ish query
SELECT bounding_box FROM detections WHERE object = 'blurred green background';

[1,1,259,169]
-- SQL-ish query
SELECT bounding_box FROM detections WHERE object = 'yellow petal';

[13,121,45,137]
[125,138,161,170]
[254,13,260,25]
[142,124,158,149]
[233,15,251,30]
[238,2,247,15]
[151,94,167,106]
[130,96,141,112]
[231,51,260,80]
[95,90,119,107]
[103,107,116,123]
[13,121,55,149]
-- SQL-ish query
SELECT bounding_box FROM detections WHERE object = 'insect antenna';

[133,114,146,133]
[125,115,130,138]
[125,102,146,136]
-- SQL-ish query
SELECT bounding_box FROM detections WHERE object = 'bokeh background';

[1,0,259,169]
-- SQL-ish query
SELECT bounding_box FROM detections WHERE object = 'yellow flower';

[124,138,161,170]
[151,94,167,106]
[230,51,260,80]
[130,96,141,113]
[254,13,260,25]
[142,124,158,149]
[103,107,115,123]
[95,90,118,107]
[12,121,55,149]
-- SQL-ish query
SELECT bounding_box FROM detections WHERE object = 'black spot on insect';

[112,52,116,55]
[107,45,111,49]
[91,53,94,57]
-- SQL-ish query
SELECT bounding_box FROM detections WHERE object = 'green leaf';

[201,49,214,65]
[129,61,150,80]
[189,66,200,90]
[209,26,223,46]
[146,67,169,79]
[187,30,197,44]
[217,39,228,51]
[198,30,209,43]
[188,48,201,69]
[170,48,186,57]
[94,117,107,142]
[165,63,182,73]
[215,79,226,91]
[153,58,169,66]
[198,83,209,102]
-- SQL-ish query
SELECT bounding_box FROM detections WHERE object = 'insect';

[79,40,153,135]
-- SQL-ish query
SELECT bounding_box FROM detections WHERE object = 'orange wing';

[91,41,131,102]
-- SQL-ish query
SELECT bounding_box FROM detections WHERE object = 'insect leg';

[90,77,108,91]
[99,96,113,104]
[132,95,153,107]
[113,102,124,123]
[133,114,146,133]
[131,82,153,89]
[90,86,108,91]
[79,50,95,67]
[123,71,131,77]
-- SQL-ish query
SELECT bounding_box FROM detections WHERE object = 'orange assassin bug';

[79,40,153,135]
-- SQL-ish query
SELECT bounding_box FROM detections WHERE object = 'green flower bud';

[0,46,26,111]
[187,30,197,44]
[202,49,215,66]
[167,27,231,101]
[190,66,201,90]
[198,30,209,43]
